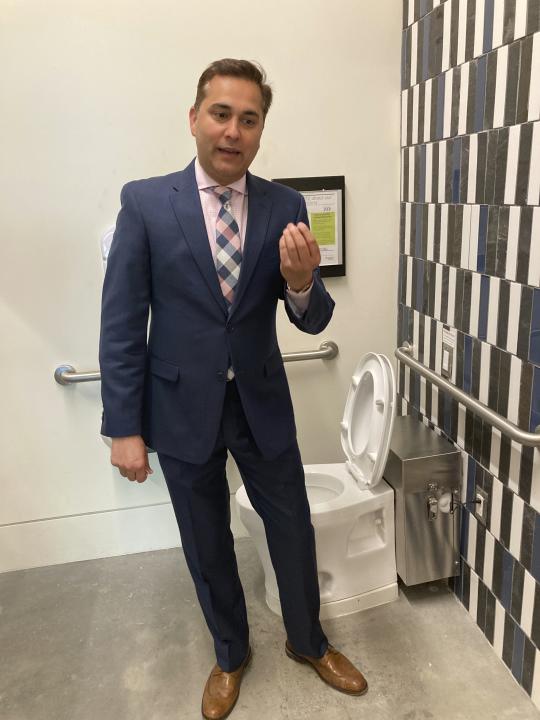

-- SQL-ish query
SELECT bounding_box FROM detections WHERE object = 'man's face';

[189,75,265,185]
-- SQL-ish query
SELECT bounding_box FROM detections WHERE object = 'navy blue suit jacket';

[99,159,335,463]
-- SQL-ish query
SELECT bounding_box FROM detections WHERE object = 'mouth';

[217,147,242,157]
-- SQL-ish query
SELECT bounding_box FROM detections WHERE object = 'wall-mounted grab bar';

[396,342,540,447]
[54,340,339,386]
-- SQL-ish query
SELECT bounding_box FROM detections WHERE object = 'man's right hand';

[111,436,153,483]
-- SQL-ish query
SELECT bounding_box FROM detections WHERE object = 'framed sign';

[272,175,345,277]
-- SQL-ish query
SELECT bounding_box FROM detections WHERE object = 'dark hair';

[194,58,273,118]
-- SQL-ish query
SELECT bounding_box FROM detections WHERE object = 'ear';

[189,106,198,137]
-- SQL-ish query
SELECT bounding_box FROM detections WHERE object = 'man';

[99,59,367,720]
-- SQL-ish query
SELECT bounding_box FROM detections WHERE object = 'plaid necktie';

[214,186,242,308]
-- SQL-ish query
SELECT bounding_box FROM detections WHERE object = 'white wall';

[0,0,401,570]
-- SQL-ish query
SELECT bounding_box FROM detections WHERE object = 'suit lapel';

[169,160,228,315]
[229,172,272,317]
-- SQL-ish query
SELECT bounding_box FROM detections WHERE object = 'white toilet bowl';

[236,352,398,619]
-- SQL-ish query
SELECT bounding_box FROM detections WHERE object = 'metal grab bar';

[396,342,540,447]
[54,340,339,386]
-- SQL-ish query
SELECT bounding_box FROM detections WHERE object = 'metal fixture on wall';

[54,340,339,386]
[396,342,540,448]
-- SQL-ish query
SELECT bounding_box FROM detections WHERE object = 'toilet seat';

[341,352,396,490]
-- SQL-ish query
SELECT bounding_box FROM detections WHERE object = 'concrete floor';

[1,538,539,720]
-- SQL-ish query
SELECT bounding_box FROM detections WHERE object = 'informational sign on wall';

[272,175,346,277]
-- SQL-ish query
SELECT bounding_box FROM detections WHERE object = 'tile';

[497,280,510,348]
[522,446,534,507]
[487,276,500,346]
[439,139,447,200]
[523,635,536,696]
[532,582,540,651]
[502,613,516,669]
[504,122,521,204]
[486,128,500,205]
[506,282,521,356]
[478,275,489,340]
[425,77,433,142]
[532,647,540,708]
[514,0,528,39]
[481,341,492,406]
[477,577,488,631]
[500,484,514,549]
[430,4,445,79]
[493,44,509,128]
[484,524,496,589]
[504,206,521,282]
[476,131,488,202]
[518,207,534,286]
[510,497,526,567]
[444,69,454,139]
[522,567,536,634]
[507,353,522,426]
[527,0,540,35]
[423,13,431,83]
[412,83,419,145]
[496,208,510,279]
[484,0,496,53]
[512,623,526,683]
[492,474,504,540]
[463,555,472,609]
[489,432,501,492]
[474,0,486,58]
[517,35,534,124]
[465,0,476,60]
[529,208,540,288]
[468,133,478,201]
[442,0,452,71]
[450,0,460,67]
[485,48,498,129]
[528,122,540,204]
[461,135,470,204]
[457,0,468,66]
[530,290,540,366]
[475,54,488,132]
[493,0,505,49]
[485,586,497,643]
[529,34,540,122]
[504,39,521,126]
[532,511,540,582]
[476,516,487,577]
[470,563,480,621]
[494,125,509,204]
[518,286,533,361]
[519,361,534,433]
[411,21,418,89]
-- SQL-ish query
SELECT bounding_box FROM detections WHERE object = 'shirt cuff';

[285,280,313,317]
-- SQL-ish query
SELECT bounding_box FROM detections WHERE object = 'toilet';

[235,352,398,620]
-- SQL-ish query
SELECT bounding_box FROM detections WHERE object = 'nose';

[224,117,240,141]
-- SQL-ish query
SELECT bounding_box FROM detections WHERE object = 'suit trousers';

[157,378,328,672]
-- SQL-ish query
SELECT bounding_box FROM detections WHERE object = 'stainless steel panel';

[383,416,461,586]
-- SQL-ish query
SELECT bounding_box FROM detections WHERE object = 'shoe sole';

[201,647,252,720]
[285,644,368,697]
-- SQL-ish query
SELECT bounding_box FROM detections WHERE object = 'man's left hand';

[279,222,321,292]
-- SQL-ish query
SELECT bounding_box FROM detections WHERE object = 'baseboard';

[1,494,249,573]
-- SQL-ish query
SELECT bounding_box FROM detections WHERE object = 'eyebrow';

[209,103,260,118]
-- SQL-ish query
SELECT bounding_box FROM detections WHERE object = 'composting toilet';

[235,352,398,620]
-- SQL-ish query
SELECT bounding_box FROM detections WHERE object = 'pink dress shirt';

[194,158,312,315]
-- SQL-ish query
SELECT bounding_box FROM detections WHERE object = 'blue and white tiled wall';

[399,0,540,706]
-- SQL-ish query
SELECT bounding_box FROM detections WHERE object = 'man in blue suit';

[99,59,367,719]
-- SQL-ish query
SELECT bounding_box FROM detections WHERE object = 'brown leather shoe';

[201,646,252,720]
[285,641,368,696]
